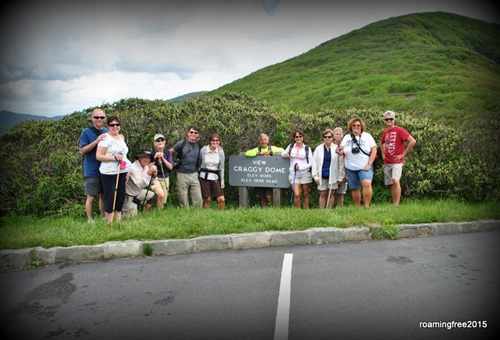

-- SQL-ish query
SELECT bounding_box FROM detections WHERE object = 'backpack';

[173,139,202,169]
[287,143,310,164]
[258,146,273,156]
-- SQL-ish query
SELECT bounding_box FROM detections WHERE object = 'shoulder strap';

[268,146,273,156]
[177,139,187,159]
[288,143,309,163]
[351,134,370,157]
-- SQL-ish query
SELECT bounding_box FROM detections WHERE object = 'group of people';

[79,108,416,223]
[244,112,416,209]
[79,112,225,223]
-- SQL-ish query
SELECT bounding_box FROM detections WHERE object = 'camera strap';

[350,134,370,157]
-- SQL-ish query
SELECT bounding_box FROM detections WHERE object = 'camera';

[173,159,181,169]
[352,146,360,154]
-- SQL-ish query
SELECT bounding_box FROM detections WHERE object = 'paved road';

[1,231,498,339]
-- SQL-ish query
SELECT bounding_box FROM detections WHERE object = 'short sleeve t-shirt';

[381,126,411,164]
[79,126,108,177]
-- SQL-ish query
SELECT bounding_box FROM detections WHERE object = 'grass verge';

[0,199,498,250]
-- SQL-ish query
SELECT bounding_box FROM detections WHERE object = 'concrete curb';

[1,219,499,271]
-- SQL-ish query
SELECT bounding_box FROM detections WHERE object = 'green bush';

[0,93,498,217]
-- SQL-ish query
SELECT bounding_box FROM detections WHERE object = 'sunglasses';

[108,123,120,127]
[189,131,199,134]
[294,135,303,138]
[155,138,165,142]
[323,135,333,139]
[384,118,394,121]
[93,116,105,120]
[211,139,219,142]
[352,124,361,127]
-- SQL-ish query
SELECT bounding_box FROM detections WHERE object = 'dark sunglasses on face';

[323,135,333,139]
[93,116,105,120]
[155,138,165,142]
[211,139,219,142]
[352,124,361,127]
[384,118,394,121]
[295,135,303,138]
[189,131,199,134]
[109,123,120,127]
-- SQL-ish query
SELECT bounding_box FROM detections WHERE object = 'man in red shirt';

[380,110,416,206]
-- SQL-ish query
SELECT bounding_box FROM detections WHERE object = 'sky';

[0,0,498,117]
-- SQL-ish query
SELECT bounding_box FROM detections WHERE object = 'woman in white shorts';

[312,128,345,208]
[281,130,313,208]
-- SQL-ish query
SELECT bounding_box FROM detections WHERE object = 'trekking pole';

[142,175,155,212]
[111,161,121,224]
[326,184,332,209]
[157,151,167,205]
[289,168,297,208]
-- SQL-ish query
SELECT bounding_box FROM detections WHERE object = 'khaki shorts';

[317,178,339,191]
[151,177,169,204]
[289,170,313,185]
[122,189,155,217]
[384,163,403,185]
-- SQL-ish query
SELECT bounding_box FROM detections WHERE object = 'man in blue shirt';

[79,108,108,222]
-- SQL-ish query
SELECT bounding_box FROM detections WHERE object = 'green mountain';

[0,110,63,135]
[166,91,208,105]
[213,12,500,123]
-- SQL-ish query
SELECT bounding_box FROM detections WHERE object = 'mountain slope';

[213,12,500,123]
[0,110,63,134]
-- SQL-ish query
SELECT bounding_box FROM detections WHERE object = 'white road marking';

[274,253,293,340]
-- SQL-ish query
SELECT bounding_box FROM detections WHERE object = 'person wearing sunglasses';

[380,110,416,206]
[338,118,377,208]
[199,133,225,209]
[312,128,345,209]
[170,125,203,208]
[150,133,172,209]
[96,116,132,223]
[281,130,313,208]
[79,108,108,223]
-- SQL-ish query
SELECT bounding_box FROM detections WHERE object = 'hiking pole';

[326,184,332,209]
[289,168,297,208]
[142,175,155,212]
[157,151,167,205]
[111,161,121,224]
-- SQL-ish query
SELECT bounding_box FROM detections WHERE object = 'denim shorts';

[345,167,373,189]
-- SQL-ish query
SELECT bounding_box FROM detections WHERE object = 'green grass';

[0,200,498,250]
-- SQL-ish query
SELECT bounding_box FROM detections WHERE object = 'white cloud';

[0,0,498,116]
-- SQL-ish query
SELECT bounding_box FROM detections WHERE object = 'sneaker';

[87,219,95,224]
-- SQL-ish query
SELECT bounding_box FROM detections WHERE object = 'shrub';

[0,93,498,217]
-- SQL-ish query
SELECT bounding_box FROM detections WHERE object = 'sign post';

[229,155,290,207]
